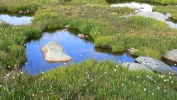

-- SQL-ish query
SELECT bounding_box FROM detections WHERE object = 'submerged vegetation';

[0,0,177,99]
[1,59,177,99]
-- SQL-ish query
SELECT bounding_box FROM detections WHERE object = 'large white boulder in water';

[135,56,177,75]
[41,41,72,62]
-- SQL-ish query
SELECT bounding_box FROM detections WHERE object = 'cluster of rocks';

[123,48,177,75]
[19,10,30,14]
[77,34,89,38]
[122,56,177,75]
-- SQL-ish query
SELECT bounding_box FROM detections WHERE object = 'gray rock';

[140,7,144,9]
[78,34,85,38]
[26,10,30,13]
[127,48,138,55]
[164,49,177,63]
[41,41,72,62]
[135,56,176,74]
[136,11,168,22]
[166,13,171,18]
[19,10,23,14]
[122,62,152,71]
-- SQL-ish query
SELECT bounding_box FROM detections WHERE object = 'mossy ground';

[0,0,177,99]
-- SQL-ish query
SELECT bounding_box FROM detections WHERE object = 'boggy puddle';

[22,29,135,75]
[0,8,177,75]
[22,29,177,75]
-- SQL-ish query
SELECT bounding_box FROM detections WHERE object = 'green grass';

[0,59,177,99]
[0,24,42,70]
[32,4,177,59]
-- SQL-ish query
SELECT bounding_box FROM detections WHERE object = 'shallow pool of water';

[0,13,33,25]
[22,30,135,75]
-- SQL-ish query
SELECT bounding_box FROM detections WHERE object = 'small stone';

[140,7,144,9]
[19,10,23,14]
[127,48,138,55]
[26,10,30,13]
[85,35,89,38]
[77,34,85,38]
[65,25,69,29]
[164,49,177,63]
[166,13,171,18]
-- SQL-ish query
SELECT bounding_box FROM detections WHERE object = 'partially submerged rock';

[41,41,72,62]
[122,62,152,71]
[164,49,177,63]
[78,34,85,38]
[135,56,177,74]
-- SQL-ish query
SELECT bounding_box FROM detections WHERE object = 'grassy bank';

[0,23,42,70]
[0,59,177,99]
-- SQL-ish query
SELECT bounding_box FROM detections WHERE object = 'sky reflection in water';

[0,14,33,25]
[22,30,135,75]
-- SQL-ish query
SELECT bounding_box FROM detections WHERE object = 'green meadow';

[0,0,177,99]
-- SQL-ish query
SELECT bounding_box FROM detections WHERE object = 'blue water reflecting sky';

[0,14,33,25]
[22,30,135,75]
